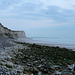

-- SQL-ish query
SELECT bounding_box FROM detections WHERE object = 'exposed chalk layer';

[0,23,26,38]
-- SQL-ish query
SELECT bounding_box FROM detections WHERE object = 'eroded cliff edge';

[0,23,26,38]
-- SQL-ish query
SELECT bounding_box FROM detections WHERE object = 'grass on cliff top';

[13,42,75,65]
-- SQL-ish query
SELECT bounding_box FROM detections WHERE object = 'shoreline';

[0,37,75,75]
[13,40,75,75]
[16,38,75,51]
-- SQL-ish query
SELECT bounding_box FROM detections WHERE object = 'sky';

[0,0,75,38]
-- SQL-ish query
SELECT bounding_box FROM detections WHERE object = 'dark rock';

[5,64,12,68]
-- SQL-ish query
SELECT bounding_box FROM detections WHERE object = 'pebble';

[0,66,15,75]
[0,38,75,75]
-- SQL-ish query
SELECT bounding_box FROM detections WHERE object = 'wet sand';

[16,38,75,50]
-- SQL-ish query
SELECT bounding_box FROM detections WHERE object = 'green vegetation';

[12,42,75,74]
[14,42,75,65]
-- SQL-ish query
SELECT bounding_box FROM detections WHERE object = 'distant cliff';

[0,23,26,38]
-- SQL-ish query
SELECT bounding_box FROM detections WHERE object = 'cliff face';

[0,23,26,38]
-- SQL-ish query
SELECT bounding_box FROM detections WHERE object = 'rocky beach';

[0,23,75,75]
[0,38,75,75]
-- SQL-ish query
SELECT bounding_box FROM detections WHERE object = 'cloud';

[40,0,75,10]
[0,6,14,13]
[0,0,75,37]
[0,0,42,17]
[0,0,75,25]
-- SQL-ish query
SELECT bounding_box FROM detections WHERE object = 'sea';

[29,37,75,50]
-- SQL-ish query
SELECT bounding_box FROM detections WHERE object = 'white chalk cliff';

[0,23,26,38]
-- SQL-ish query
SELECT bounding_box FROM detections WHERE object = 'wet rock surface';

[11,42,75,75]
[0,38,25,75]
[0,39,75,75]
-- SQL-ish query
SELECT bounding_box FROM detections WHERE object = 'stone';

[5,63,12,68]
[23,67,38,74]
[61,72,73,75]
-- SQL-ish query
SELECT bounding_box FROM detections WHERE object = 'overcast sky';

[0,0,75,38]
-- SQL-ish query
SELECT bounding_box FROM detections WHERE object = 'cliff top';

[0,23,26,38]
[0,23,24,32]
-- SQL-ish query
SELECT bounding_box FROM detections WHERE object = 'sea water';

[29,37,75,50]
